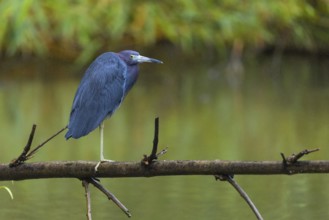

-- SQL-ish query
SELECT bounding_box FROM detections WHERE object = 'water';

[0,51,328,219]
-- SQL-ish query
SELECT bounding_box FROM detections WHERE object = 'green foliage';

[0,0,328,62]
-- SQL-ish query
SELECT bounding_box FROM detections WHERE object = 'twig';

[150,117,159,159]
[281,148,320,165]
[9,125,68,167]
[82,180,92,220]
[26,126,68,158]
[215,174,263,220]
[9,124,37,167]
[156,147,168,158]
[142,117,167,165]
[85,178,131,218]
[142,117,159,165]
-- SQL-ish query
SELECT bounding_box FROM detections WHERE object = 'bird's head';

[117,50,163,65]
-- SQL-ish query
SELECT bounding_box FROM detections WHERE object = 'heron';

[65,50,163,169]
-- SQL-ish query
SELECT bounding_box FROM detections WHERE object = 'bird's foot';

[95,159,115,172]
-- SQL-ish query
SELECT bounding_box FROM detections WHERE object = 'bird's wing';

[66,52,127,139]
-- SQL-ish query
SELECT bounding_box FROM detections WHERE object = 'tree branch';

[281,148,320,165]
[4,118,325,219]
[1,160,329,181]
[82,180,92,220]
[9,125,68,167]
[142,117,160,165]
[215,174,263,220]
[84,177,131,217]
[9,124,37,167]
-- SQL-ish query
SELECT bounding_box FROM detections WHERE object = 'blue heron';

[65,50,163,167]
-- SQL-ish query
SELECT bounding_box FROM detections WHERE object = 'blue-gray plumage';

[65,50,162,162]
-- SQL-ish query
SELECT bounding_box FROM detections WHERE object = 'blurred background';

[0,0,329,219]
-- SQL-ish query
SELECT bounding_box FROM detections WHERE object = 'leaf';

[0,186,14,200]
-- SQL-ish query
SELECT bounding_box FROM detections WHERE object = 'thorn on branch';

[142,117,168,166]
[215,174,263,220]
[281,148,320,166]
[9,125,68,167]
[82,177,131,218]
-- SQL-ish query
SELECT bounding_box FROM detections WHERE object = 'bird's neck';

[124,65,139,95]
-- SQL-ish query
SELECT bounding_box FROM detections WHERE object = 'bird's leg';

[100,121,105,161]
[95,122,114,172]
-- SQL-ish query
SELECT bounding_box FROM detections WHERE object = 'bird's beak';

[135,55,163,64]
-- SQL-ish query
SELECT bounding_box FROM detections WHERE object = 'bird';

[65,50,163,168]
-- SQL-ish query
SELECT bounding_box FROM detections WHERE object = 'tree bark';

[1,160,329,181]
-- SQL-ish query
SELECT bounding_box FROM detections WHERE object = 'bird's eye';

[130,55,134,59]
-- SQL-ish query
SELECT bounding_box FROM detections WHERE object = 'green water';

[0,52,328,219]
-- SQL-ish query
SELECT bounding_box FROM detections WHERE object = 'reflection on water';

[0,51,329,220]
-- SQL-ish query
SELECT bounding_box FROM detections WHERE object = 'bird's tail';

[65,129,72,140]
